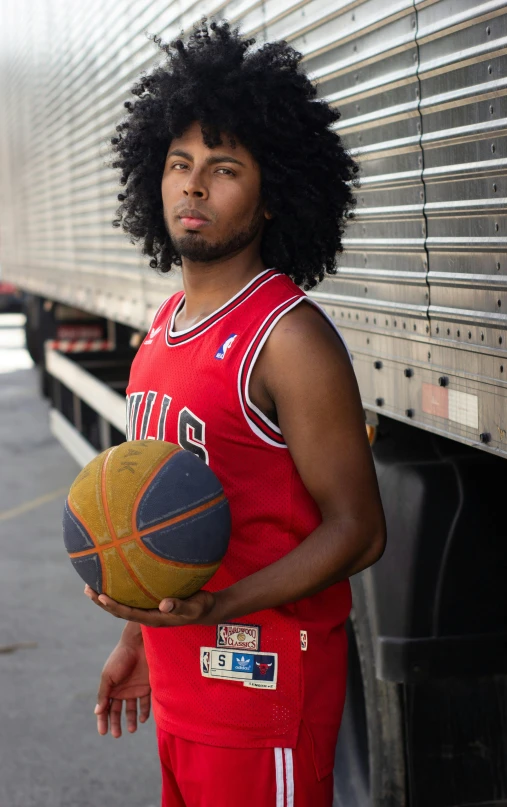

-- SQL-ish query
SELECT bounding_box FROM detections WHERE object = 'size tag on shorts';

[200,647,278,689]
[216,623,261,651]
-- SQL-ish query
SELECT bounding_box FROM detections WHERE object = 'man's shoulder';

[265,299,349,363]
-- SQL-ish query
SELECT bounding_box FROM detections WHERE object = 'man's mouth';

[177,208,211,231]
[179,216,210,230]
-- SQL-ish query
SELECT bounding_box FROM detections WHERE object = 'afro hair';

[111,19,359,289]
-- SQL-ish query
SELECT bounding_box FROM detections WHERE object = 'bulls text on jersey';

[126,391,208,463]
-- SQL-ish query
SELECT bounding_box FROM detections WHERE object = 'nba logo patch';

[300,630,308,651]
[215,334,237,359]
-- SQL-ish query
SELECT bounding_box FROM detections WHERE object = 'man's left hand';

[84,584,217,627]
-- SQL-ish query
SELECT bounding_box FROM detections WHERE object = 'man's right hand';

[94,625,151,738]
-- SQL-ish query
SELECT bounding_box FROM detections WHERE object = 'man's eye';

[171,163,188,170]
[216,168,234,176]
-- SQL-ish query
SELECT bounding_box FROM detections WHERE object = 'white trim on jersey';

[244,295,301,440]
[165,268,281,347]
[238,296,351,448]
[274,748,294,807]
[284,748,295,807]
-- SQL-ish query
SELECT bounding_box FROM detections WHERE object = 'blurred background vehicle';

[1,2,506,806]
[0,271,22,312]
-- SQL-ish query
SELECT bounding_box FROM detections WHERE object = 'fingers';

[85,584,216,627]
[159,590,216,624]
[139,693,151,724]
[125,698,138,733]
[109,698,123,738]
[94,696,150,736]
[95,700,111,736]
[84,585,115,615]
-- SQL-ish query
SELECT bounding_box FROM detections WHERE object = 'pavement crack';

[0,641,38,654]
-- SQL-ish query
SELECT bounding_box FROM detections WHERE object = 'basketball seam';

[130,445,183,537]
[67,492,227,564]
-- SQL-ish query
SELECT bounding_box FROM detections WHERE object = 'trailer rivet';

[406,409,415,418]
[375,398,384,407]
[404,368,413,378]
[438,376,449,387]
[373,361,382,370]
[480,432,491,444]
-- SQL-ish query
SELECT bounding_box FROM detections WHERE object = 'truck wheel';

[333,574,406,807]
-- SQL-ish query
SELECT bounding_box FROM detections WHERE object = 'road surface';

[0,314,160,807]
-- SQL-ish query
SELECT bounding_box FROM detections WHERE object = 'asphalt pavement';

[0,314,160,807]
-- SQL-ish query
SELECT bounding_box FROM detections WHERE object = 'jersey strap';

[238,295,351,448]
[238,295,302,447]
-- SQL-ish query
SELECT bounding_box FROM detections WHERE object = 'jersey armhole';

[237,296,351,448]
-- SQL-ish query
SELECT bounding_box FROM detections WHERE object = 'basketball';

[62,440,231,608]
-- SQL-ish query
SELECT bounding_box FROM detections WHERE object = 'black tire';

[333,573,406,807]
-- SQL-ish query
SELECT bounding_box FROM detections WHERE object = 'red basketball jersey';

[126,269,352,777]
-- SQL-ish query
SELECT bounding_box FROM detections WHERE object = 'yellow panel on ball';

[63,440,231,609]
[121,540,221,602]
[104,440,181,540]
[68,450,111,547]
[101,546,158,609]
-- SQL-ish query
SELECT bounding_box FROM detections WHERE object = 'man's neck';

[177,251,266,330]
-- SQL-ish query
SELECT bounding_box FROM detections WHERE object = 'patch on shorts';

[216,623,261,651]
[200,647,277,689]
[300,630,308,651]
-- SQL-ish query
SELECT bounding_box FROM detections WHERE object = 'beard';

[167,206,264,263]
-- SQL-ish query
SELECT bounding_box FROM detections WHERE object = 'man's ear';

[264,209,274,220]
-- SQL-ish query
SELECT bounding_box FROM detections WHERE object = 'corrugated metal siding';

[417,0,507,442]
[0,0,506,454]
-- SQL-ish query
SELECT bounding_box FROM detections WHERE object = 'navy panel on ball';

[136,450,224,531]
[70,553,102,593]
[63,501,95,553]
[141,497,231,564]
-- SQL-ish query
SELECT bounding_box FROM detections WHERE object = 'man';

[85,20,386,806]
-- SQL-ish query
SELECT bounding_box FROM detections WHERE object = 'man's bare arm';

[206,301,386,621]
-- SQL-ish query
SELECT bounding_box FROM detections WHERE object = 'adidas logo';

[145,325,162,345]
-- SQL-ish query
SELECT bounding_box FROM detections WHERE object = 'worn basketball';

[62,440,231,608]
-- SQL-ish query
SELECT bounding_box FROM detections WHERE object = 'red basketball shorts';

[157,722,334,807]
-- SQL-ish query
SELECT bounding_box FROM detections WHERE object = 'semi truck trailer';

[1,1,506,804]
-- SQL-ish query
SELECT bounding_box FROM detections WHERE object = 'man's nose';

[183,169,208,199]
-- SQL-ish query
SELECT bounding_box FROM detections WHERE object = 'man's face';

[162,121,269,263]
